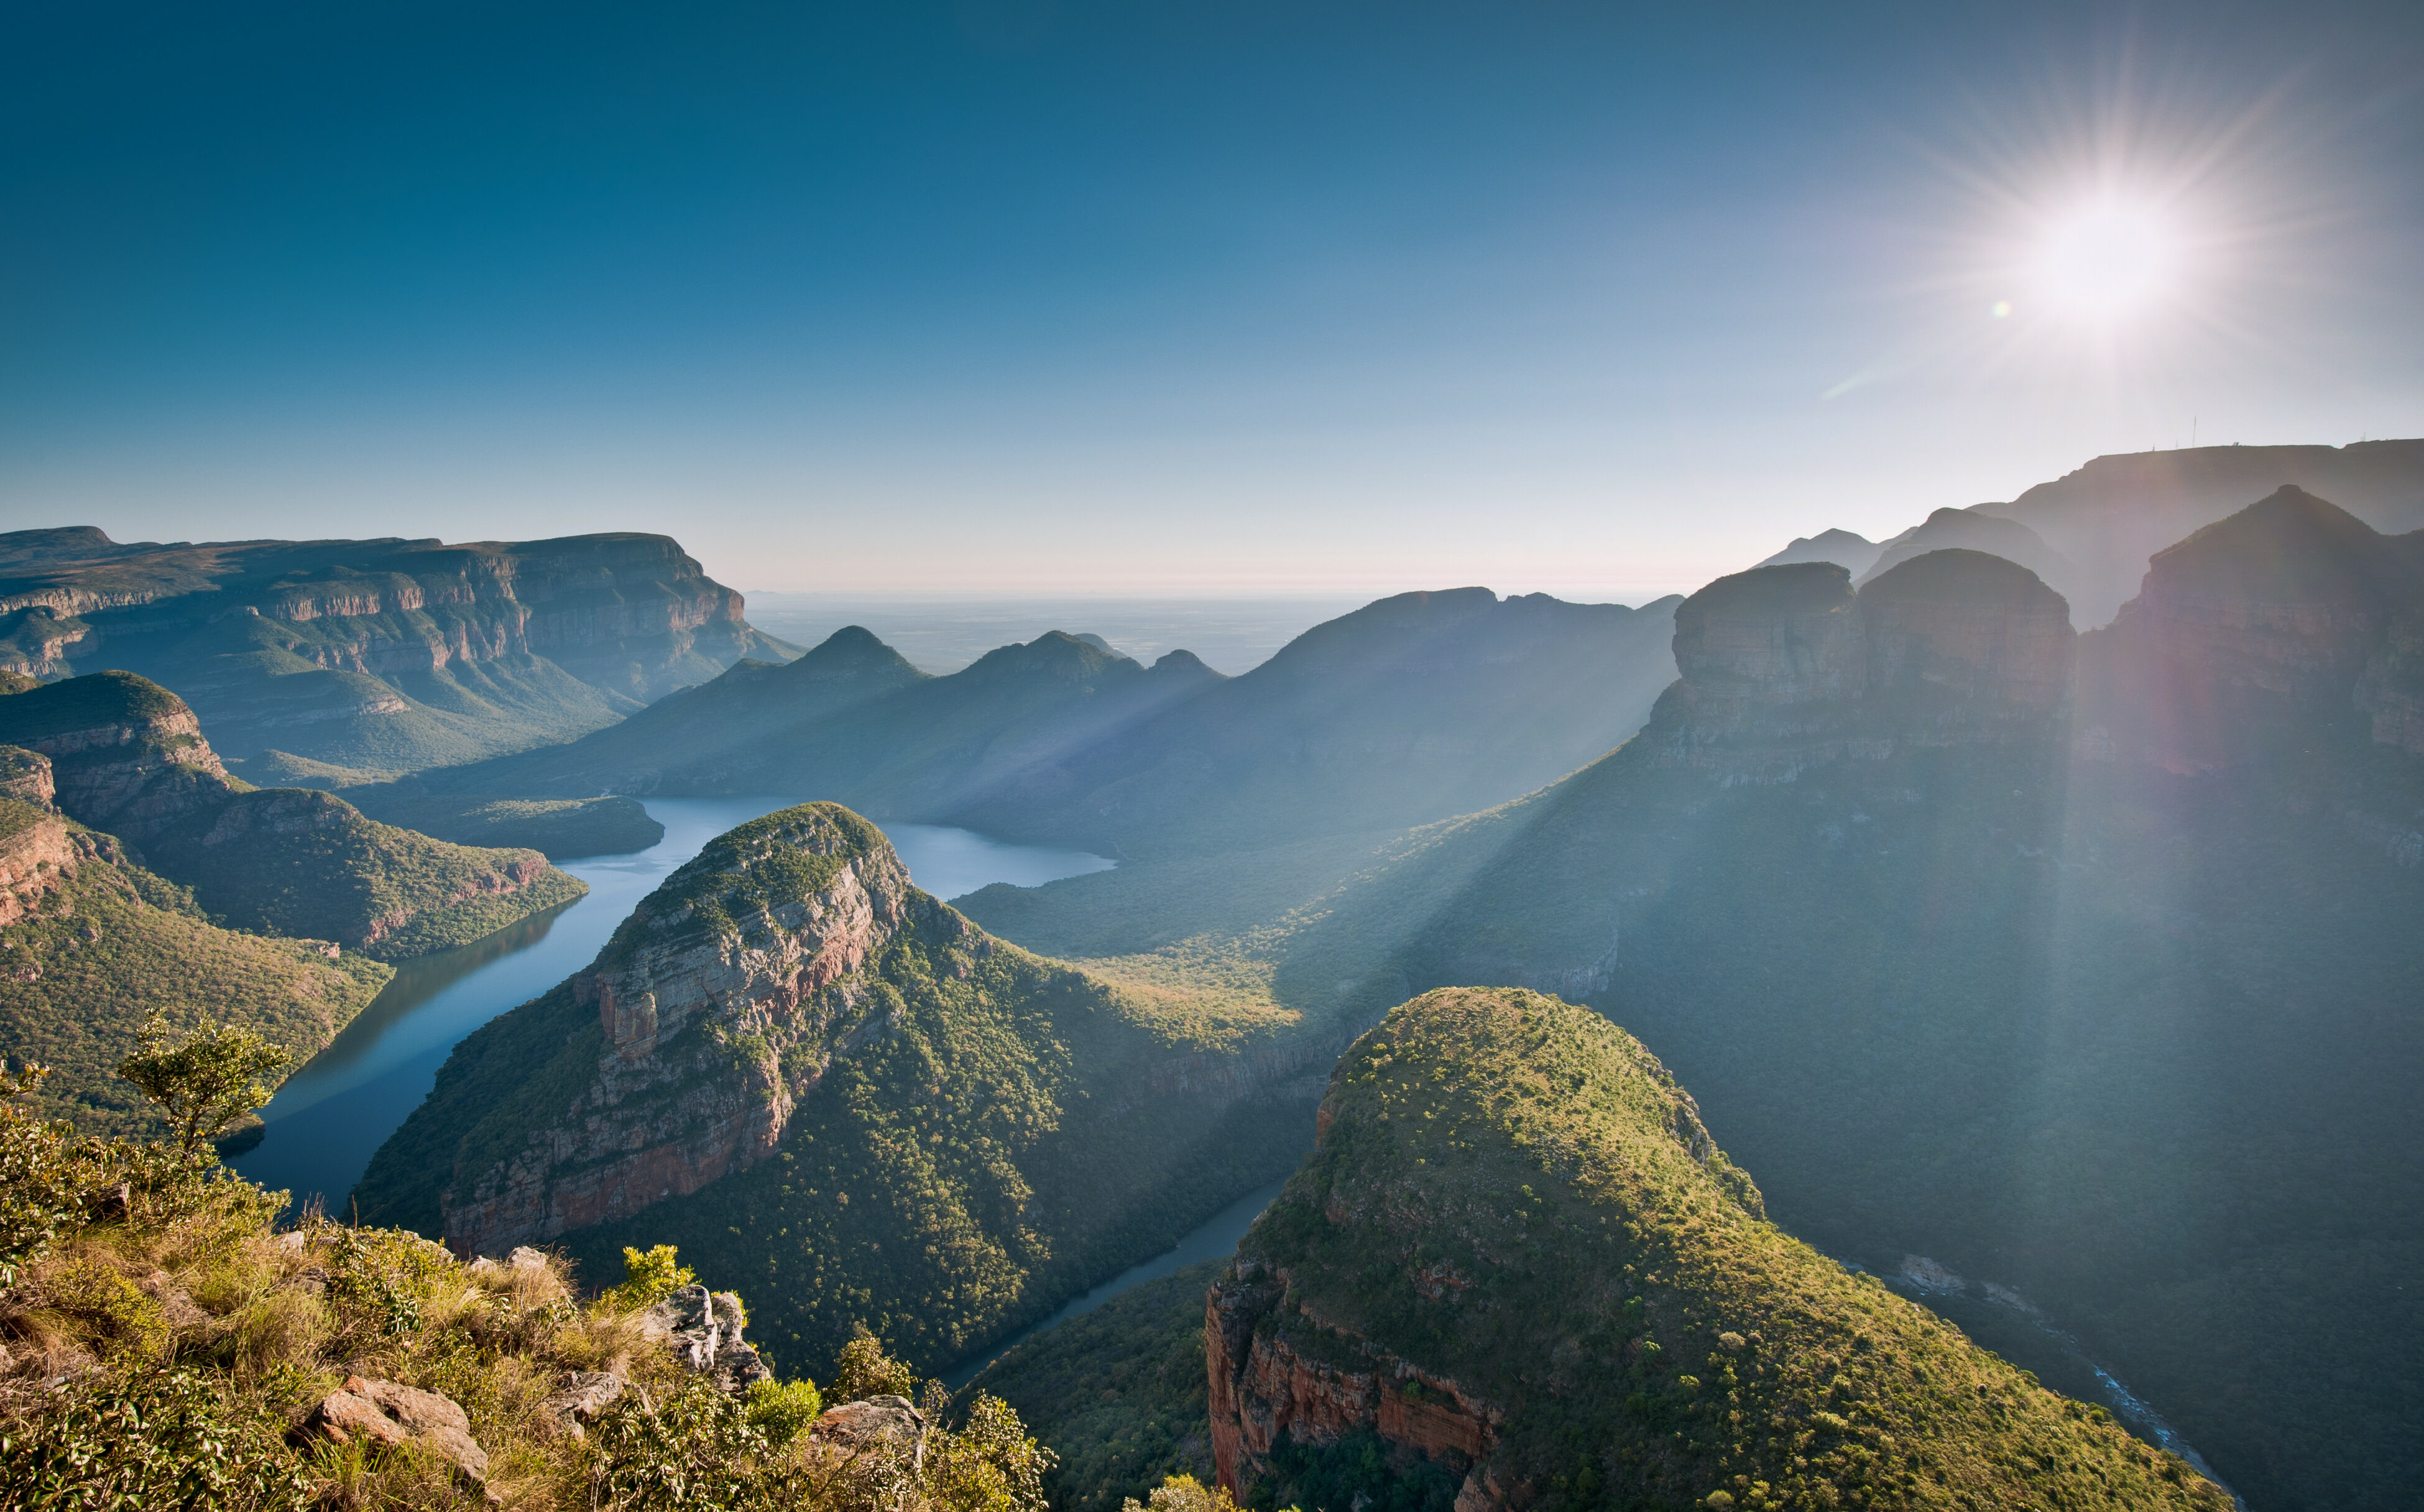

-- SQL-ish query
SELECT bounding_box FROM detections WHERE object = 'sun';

[2035,202,2175,319]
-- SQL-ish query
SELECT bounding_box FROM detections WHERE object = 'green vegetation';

[968,1263,1223,1512]
[0,668,190,742]
[0,1058,1051,1512]
[356,804,1320,1386]
[117,1013,295,1151]
[1232,988,2229,1512]
[344,790,664,859]
[140,786,589,959]
[0,831,391,1138]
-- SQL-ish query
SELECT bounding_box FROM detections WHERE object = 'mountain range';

[1760,437,2424,628]
[431,588,1684,859]
[11,443,2424,1511]
[954,484,2424,1511]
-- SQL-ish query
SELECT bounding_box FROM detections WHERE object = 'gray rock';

[540,1371,627,1439]
[640,1283,773,1393]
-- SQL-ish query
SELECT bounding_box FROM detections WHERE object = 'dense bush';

[0,1064,1054,1512]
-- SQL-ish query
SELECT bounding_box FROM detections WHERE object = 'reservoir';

[229,799,1114,1214]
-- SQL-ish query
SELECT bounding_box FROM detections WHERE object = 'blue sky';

[2,1,2419,598]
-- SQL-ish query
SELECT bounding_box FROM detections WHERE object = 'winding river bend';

[228,798,1115,1214]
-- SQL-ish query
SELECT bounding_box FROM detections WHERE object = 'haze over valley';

[4,5,2421,1511]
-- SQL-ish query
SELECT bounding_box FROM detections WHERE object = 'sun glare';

[2036,203,2175,318]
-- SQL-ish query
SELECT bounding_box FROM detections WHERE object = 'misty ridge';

[6,435,2424,1512]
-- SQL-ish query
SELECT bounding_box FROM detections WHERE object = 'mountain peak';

[966,630,1140,682]
[785,625,929,685]
[2144,484,2397,608]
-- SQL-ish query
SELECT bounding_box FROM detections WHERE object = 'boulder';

[295,1375,492,1497]
[808,1395,929,1470]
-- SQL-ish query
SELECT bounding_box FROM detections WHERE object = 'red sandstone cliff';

[1207,1263,1509,1511]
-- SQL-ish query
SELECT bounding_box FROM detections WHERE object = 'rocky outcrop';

[1207,1265,1505,1506]
[0,671,238,841]
[0,745,53,808]
[441,806,926,1257]
[640,1283,774,1394]
[1654,551,2075,781]
[0,809,77,928]
[808,1396,931,1470]
[295,1375,494,1498]
[1859,548,2076,721]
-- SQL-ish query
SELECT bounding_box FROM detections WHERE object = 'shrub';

[830,1323,921,1403]
[745,1376,826,1445]
[607,1243,697,1311]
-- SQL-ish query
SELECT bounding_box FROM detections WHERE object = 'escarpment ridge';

[0,670,584,957]
[1206,989,2229,1512]
[0,527,796,775]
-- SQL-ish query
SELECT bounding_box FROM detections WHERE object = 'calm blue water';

[229,800,1113,1214]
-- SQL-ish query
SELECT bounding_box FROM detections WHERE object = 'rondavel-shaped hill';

[447,587,1684,859]
[0,527,797,780]
[353,802,1331,1378]
[1209,988,2231,1512]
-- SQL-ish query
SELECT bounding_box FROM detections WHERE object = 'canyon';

[0,529,795,776]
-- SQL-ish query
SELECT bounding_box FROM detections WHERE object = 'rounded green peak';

[1237,987,2229,1512]
[597,801,903,965]
[0,668,194,745]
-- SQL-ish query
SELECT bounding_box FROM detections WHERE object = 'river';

[942,1176,1290,1388]
[228,798,1115,1214]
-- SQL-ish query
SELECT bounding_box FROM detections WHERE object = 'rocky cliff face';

[1654,550,2074,782]
[441,805,924,1256]
[0,529,794,773]
[0,805,76,929]
[0,745,55,808]
[1207,1263,1507,1511]
[0,670,240,841]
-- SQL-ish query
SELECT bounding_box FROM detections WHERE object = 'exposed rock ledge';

[441,805,925,1257]
[1207,1263,1513,1512]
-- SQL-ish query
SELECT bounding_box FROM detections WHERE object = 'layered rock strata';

[441,804,921,1256]
[1207,1264,1505,1504]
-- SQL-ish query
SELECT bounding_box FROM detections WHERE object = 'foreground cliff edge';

[1209,989,2231,1512]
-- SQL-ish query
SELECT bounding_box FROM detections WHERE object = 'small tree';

[606,1243,697,1311]
[115,1014,291,1152]
[829,1322,920,1402]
